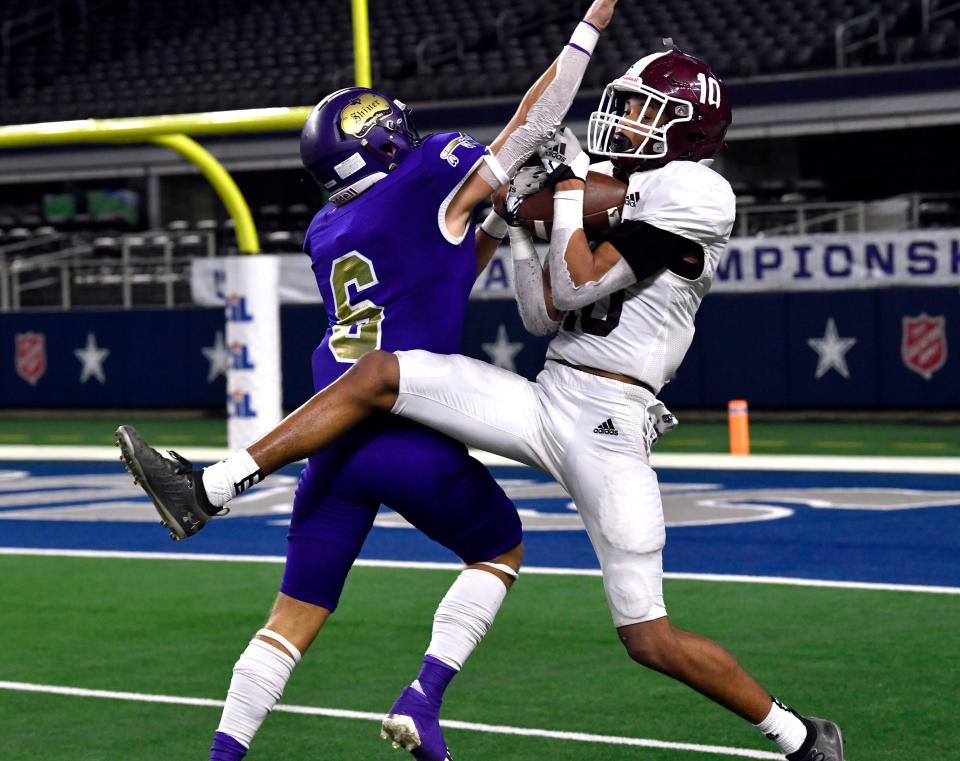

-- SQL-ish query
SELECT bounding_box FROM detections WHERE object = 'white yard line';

[0,680,781,759]
[2,547,958,595]
[0,445,958,474]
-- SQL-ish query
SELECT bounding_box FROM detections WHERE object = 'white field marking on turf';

[1,444,958,474]
[0,680,781,759]
[2,547,959,595]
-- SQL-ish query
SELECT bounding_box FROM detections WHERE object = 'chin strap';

[330,170,388,205]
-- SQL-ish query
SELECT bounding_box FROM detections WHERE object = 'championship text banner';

[715,229,960,293]
[191,228,960,303]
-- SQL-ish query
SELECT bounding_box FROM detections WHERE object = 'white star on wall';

[202,331,232,382]
[74,332,110,384]
[807,318,857,379]
[481,324,523,372]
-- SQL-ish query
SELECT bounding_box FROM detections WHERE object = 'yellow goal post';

[0,108,314,254]
[0,0,373,254]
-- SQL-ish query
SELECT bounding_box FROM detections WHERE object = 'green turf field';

[2,555,958,760]
[0,414,958,455]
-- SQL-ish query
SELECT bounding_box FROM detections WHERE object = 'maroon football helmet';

[587,49,732,169]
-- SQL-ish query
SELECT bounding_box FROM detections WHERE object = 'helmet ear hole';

[380,143,398,156]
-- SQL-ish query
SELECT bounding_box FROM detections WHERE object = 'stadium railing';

[1,228,216,310]
[736,191,960,237]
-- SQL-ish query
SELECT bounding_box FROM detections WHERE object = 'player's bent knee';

[261,592,331,655]
[618,620,677,672]
[470,544,523,587]
[495,542,524,573]
[350,350,400,408]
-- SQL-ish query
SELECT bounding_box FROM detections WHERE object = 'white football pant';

[393,352,675,627]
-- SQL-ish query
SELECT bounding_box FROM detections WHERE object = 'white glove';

[503,165,549,225]
[538,126,589,184]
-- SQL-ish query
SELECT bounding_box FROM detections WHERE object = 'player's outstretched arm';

[443,0,618,239]
[490,0,617,157]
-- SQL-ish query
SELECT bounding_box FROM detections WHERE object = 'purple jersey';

[281,131,520,613]
[304,131,487,391]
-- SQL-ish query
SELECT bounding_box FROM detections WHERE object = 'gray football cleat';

[791,717,845,761]
[116,425,218,541]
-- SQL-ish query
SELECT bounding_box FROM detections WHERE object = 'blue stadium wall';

[1,288,956,409]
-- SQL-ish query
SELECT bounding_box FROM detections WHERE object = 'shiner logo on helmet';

[339,93,394,138]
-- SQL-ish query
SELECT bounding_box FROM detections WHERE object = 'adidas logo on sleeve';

[593,418,619,436]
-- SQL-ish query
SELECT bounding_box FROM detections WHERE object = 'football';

[493,170,627,239]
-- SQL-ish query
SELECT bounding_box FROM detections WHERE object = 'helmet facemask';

[354,98,422,170]
[587,81,694,161]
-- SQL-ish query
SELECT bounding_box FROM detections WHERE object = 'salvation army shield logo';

[901,314,947,380]
[15,331,47,385]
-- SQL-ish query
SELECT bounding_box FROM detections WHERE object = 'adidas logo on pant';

[593,418,619,436]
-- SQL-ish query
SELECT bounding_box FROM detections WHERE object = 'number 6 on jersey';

[329,251,385,362]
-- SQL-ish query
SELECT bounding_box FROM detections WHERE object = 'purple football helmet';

[587,49,732,169]
[300,87,421,204]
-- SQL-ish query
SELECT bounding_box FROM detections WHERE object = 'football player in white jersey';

[120,47,844,761]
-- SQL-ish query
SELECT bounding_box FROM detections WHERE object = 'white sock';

[425,568,509,670]
[216,635,300,748]
[755,698,809,755]
[202,449,262,507]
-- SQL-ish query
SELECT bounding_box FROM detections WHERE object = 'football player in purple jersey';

[117,2,618,760]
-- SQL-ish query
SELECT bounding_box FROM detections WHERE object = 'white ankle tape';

[256,628,302,663]
[476,561,519,579]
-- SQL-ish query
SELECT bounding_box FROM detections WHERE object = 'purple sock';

[210,731,247,761]
[417,655,458,704]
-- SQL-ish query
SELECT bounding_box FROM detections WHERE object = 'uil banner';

[192,254,322,306]
[222,256,283,450]
[714,229,960,293]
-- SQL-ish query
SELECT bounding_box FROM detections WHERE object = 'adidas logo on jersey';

[593,418,619,436]
[541,141,567,163]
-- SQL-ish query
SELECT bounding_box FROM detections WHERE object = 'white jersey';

[545,159,736,390]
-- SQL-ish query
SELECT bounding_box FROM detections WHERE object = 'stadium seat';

[2,0,956,122]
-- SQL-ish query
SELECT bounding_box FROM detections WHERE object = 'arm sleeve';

[548,252,637,312]
[509,226,560,336]
[546,188,637,312]
[478,23,598,189]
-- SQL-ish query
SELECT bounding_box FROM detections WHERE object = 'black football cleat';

[790,717,845,761]
[116,425,218,541]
